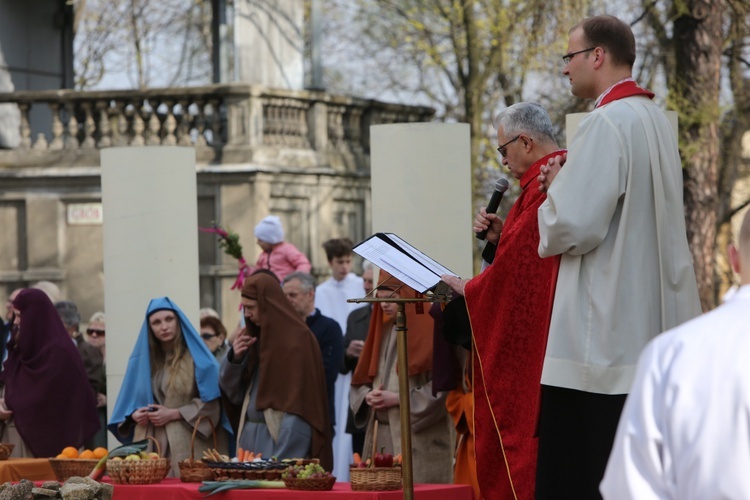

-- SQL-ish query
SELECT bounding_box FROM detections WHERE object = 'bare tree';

[74,0,213,90]
[636,0,750,309]
[321,0,599,211]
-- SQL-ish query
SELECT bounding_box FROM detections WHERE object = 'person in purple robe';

[0,288,99,457]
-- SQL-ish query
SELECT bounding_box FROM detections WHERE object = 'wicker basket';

[349,466,402,491]
[178,416,216,482]
[284,475,336,491]
[208,460,289,481]
[107,436,170,485]
[0,443,14,461]
[49,458,99,481]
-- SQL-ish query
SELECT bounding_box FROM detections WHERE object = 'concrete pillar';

[370,123,473,279]
[100,146,200,448]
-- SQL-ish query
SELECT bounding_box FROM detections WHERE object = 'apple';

[148,452,160,460]
[111,457,123,461]
[125,454,141,461]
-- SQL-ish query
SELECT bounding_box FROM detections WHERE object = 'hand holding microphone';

[475,178,510,241]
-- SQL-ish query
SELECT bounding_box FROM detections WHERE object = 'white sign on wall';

[67,203,103,225]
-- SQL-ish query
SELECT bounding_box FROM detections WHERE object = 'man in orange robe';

[442,102,563,499]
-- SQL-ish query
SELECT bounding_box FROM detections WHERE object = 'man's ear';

[728,243,741,275]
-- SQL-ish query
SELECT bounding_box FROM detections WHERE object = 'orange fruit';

[93,447,108,459]
[62,446,79,459]
[55,453,66,459]
[79,449,95,459]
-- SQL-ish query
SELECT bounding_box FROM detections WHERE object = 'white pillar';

[101,146,200,448]
[370,123,473,279]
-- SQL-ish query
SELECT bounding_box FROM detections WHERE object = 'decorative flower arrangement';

[199,223,252,289]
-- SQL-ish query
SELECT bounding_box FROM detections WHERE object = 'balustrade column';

[308,102,328,151]
[96,101,112,148]
[18,102,31,149]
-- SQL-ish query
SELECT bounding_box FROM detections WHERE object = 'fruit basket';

[349,465,402,491]
[284,476,336,491]
[48,458,99,481]
[178,416,216,483]
[0,443,14,461]
[107,436,170,485]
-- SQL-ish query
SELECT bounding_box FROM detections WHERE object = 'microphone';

[475,177,510,240]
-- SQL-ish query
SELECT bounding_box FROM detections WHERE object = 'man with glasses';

[535,15,701,498]
[441,102,564,499]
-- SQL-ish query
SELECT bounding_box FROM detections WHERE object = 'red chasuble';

[464,151,563,500]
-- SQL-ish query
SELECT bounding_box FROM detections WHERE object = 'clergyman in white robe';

[601,283,750,499]
[315,271,365,481]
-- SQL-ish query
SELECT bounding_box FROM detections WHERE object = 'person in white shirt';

[314,238,365,481]
[601,208,750,499]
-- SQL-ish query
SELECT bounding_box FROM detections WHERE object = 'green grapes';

[282,463,333,479]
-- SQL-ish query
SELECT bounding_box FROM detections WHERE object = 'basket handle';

[190,415,217,461]
[146,435,161,457]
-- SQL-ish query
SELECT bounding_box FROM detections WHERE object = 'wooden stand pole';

[395,302,413,500]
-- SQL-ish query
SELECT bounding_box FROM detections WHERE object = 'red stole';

[596,78,654,108]
[464,151,562,500]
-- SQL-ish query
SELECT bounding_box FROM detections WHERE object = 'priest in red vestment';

[442,102,563,500]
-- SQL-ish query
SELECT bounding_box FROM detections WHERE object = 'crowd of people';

[1,12,745,500]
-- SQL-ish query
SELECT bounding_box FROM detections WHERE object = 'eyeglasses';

[86,328,105,336]
[562,47,595,64]
[200,332,218,340]
[497,135,521,157]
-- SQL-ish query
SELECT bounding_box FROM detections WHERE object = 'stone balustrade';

[0,84,434,170]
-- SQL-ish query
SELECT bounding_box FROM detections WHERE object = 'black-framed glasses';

[201,332,217,340]
[86,328,105,336]
[497,135,521,157]
[562,47,595,64]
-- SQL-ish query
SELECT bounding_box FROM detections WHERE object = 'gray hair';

[283,272,316,292]
[55,300,80,329]
[493,102,557,145]
[362,260,373,271]
[89,311,106,324]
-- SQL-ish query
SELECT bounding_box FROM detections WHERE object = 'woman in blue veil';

[109,297,231,476]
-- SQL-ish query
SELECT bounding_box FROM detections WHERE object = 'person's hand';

[232,327,257,359]
[146,404,181,427]
[441,274,467,297]
[538,152,566,192]
[366,385,399,411]
[474,208,504,244]
[131,407,151,426]
[346,340,364,359]
[96,393,107,408]
[0,399,12,421]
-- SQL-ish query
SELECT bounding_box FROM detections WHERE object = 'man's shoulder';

[650,294,748,359]
[312,309,342,332]
[348,305,371,322]
[316,277,334,289]
[77,338,103,362]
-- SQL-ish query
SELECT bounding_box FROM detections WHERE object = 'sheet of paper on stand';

[353,233,458,293]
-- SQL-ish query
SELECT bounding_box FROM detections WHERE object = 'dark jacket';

[341,304,372,435]
[306,309,344,427]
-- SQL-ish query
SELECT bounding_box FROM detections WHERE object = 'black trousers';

[535,385,627,500]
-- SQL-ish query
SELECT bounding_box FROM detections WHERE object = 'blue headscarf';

[108,297,228,443]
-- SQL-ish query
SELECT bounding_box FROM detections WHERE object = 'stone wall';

[0,83,433,328]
